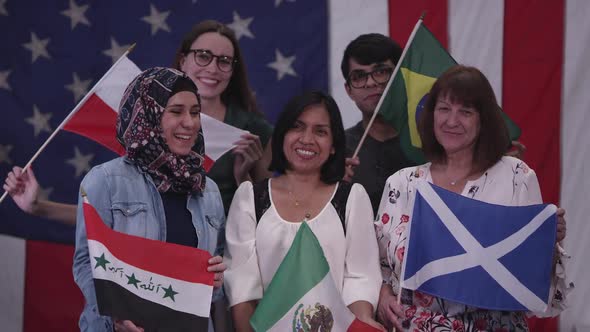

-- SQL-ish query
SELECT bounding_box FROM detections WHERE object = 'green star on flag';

[379,20,521,163]
[126,273,140,289]
[93,253,110,271]
[82,194,214,330]
[162,284,178,302]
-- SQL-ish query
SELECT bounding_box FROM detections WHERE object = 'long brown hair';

[419,65,510,172]
[172,20,258,113]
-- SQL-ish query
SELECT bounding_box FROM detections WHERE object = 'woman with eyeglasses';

[3,20,273,227]
[173,20,273,216]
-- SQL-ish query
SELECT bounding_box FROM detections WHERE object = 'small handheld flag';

[82,192,214,331]
[401,180,556,312]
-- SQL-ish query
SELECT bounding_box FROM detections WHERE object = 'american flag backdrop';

[1,0,589,331]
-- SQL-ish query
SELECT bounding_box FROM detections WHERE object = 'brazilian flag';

[380,23,521,164]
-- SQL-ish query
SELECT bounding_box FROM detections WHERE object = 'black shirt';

[160,191,198,248]
[345,121,415,214]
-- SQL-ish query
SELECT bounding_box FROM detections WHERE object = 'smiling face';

[179,32,234,102]
[283,104,335,176]
[433,94,481,156]
[344,58,394,119]
[160,91,201,156]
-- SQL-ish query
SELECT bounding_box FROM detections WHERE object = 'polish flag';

[62,55,244,171]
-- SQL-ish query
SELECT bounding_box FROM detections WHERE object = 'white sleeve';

[514,161,543,205]
[341,183,381,310]
[513,162,573,317]
[223,181,263,306]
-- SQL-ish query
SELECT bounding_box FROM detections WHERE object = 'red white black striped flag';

[83,198,214,331]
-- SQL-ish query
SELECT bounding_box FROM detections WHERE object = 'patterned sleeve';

[374,174,395,285]
[374,169,409,289]
[374,167,423,297]
[341,184,381,309]
[223,181,264,306]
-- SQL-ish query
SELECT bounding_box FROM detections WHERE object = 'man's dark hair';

[340,33,402,82]
[269,91,346,184]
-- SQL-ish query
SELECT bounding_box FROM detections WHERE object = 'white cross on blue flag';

[401,180,557,312]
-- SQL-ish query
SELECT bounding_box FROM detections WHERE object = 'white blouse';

[375,156,570,321]
[223,179,381,310]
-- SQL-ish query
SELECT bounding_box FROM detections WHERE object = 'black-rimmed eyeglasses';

[347,67,394,88]
[187,49,237,72]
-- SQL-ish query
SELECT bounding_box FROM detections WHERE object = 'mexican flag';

[250,222,379,331]
[82,196,214,331]
[380,20,521,164]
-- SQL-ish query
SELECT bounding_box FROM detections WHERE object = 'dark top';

[207,103,273,215]
[160,191,198,248]
[251,178,352,234]
[345,121,414,214]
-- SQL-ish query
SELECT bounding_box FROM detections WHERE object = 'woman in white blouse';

[223,91,382,331]
[375,65,569,331]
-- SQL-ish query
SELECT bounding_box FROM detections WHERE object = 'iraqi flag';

[62,54,245,172]
[250,222,380,332]
[401,180,557,312]
[82,196,214,331]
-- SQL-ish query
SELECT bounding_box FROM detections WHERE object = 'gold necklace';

[287,188,312,220]
[448,171,472,186]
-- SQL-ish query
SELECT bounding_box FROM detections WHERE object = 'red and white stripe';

[330,1,588,330]
[63,56,244,170]
[0,234,84,331]
[63,55,140,155]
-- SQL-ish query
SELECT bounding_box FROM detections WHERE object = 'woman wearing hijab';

[4,20,271,224]
[73,67,226,332]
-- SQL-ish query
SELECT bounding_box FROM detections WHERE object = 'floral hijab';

[116,67,206,194]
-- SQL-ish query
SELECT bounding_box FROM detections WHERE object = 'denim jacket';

[73,157,225,332]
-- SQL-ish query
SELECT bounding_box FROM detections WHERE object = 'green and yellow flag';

[379,22,521,164]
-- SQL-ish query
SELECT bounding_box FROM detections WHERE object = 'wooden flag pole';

[0,44,136,205]
[351,16,425,160]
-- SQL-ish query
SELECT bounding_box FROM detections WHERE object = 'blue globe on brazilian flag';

[380,23,521,164]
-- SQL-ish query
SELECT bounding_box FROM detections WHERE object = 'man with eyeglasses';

[341,33,414,214]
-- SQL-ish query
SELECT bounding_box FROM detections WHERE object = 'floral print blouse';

[375,157,570,332]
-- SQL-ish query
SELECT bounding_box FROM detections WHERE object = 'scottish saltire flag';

[401,180,557,312]
[379,21,521,164]
[83,196,214,330]
[250,222,379,332]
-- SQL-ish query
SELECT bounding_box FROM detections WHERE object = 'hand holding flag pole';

[343,16,425,332]
[350,15,425,160]
[0,44,136,205]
